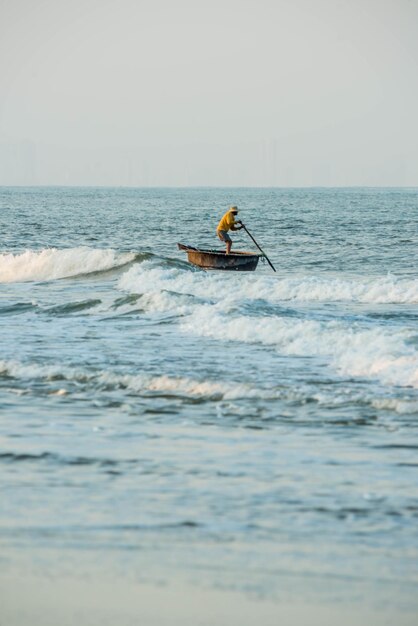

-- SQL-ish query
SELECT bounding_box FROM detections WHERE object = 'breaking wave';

[3,257,418,390]
[0,360,252,400]
[1,358,418,414]
[118,262,418,388]
[181,307,418,388]
[118,261,418,305]
[0,247,136,283]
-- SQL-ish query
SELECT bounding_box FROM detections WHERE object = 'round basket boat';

[178,243,261,271]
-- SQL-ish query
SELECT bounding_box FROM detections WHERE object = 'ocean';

[1,186,418,623]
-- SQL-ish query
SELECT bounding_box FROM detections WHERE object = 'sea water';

[1,187,418,614]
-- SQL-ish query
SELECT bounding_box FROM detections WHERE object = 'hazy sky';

[1,0,417,186]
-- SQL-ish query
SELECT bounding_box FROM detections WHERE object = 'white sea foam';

[119,262,418,305]
[254,273,418,304]
[0,360,65,380]
[98,372,254,399]
[118,263,211,298]
[0,248,135,283]
[2,358,418,411]
[371,398,418,414]
[181,307,418,388]
[0,360,253,400]
[116,263,418,388]
[137,291,196,315]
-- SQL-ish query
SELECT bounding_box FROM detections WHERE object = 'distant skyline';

[1,0,417,187]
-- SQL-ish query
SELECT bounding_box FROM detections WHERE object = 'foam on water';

[100,372,252,399]
[119,261,418,305]
[0,247,135,283]
[0,360,252,400]
[182,306,418,388]
[118,262,418,389]
[371,398,418,414]
[2,358,418,414]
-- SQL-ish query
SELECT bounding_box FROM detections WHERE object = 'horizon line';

[1,184,417,190]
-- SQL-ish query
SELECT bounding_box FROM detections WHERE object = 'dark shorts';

[217,229,232,243]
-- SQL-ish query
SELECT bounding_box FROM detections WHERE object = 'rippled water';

[1,187,418,612]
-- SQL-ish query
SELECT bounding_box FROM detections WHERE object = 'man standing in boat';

[216,206,244,254]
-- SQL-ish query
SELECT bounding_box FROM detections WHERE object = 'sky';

[0,0,417,186]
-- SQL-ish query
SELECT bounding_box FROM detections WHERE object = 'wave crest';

[181,308,418,388]
[118,262,418,305]
[0,247,136,283]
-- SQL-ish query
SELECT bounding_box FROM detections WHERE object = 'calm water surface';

[1,187,418,611]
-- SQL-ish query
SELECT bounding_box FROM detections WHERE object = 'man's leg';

[226,240,232,254]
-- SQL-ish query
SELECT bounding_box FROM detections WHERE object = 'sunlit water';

[1,187,418,610]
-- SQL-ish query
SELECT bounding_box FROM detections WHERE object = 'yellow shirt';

[217,210,238,232]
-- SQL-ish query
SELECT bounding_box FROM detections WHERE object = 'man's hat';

[229,205,239,213]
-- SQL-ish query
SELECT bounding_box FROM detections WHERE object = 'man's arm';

[230,220,244,231]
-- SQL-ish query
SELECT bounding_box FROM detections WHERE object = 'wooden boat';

[178,243,261,271]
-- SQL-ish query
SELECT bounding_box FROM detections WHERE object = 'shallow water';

[1,187,418,612]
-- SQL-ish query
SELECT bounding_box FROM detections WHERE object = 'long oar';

[242,225,276,272]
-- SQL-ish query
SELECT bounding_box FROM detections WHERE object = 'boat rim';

[178,244,261,258]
